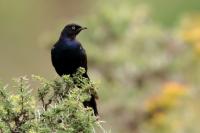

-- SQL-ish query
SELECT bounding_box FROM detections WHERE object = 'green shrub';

[0,68,101,133]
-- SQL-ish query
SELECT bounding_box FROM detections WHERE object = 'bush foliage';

[0,68,100,133]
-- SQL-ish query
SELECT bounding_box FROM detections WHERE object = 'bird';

[51,23,98,116]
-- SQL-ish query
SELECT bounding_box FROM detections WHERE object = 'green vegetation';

[0,68,102,133]
[78,1,200,133]
[131,0,200,26]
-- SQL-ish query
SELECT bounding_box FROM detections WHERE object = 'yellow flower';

[146,81,187,114]
[180,15,200,43]
[179,14,200,53]
[162,82,186,98]
[145,82,187,128]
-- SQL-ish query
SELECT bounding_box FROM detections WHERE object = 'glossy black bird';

[51,23,98,115]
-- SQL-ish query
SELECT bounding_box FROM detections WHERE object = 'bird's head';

[61,23,87,39]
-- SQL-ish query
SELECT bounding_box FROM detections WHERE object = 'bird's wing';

[51,46,57,67]
[80,47,88,72]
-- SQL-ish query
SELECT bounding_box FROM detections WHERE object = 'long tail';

[82,73,99,116]
[83,94,98,116]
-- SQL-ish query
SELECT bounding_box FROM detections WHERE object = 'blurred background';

[1,0,200,132]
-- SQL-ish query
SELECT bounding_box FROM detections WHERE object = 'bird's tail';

[83,94,98,116]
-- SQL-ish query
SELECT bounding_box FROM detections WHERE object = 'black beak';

[76,27,87,35]
[80,27,87,30]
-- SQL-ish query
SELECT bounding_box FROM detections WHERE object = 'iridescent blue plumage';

[51,37,88,77]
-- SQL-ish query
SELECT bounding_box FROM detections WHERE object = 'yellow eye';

[72,26,75,30]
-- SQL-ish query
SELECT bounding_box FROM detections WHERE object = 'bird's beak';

[80,27,87,30]
[76,27,87,35]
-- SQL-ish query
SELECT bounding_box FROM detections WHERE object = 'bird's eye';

[72,26,75,30]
